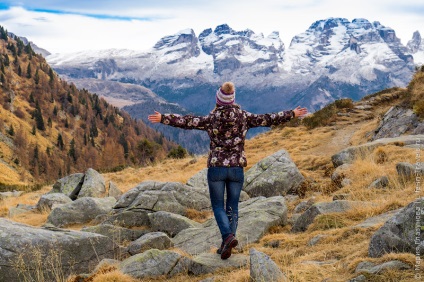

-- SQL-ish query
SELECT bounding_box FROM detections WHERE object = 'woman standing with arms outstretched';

[148,82,308,259]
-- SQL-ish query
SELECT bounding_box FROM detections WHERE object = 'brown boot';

[217,241,224,254]
[220,234,238,260]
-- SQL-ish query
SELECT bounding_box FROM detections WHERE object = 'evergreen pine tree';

[68,138,77,162]
[53,105,58,116]
[31,125,36,135]
[34,102,45,131]
[34,68,39,85]
[7,124,14,136]
[26,62,32,78]
[1,73,5,86]
[3,54,9,66]
[0,26,8,41]
[57,133,64,150]
[49,68,54,85]
[17,65,22,76]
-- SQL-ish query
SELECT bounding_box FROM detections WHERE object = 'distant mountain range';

[45,17,424,153]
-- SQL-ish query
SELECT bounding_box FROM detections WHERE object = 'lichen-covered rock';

[355,260,411,274]
[108,181,123,200]
[243,150,304,197]
[102,209,151,228]
[78,168,106,198]
[0,218,118,281]
[173,196,287,255]
[250,248,287,282]
[369,198,424,257]
[50,173,84,199]
[331,135,424,167]
[127,232,173,255]
[187,168,208,189]
[81,224,148,244]
[372,106,421,140]
[331,164,352,188]
[113,181,211,216]
[119,249,181,279]
[189,253,248,275]
[148,211,201,237]
[47,197,116,227]
[368,176,389,189]
[292,200,367,232]
[36,193,72,212]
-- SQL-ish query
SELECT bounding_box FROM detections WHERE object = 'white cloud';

[0,0,423,53]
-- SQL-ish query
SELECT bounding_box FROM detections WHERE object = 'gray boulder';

[128,232,173,255]
[108,181,123,200]
[148,211,201,237]
[250,248,287,282]
[243,150,305,197]
[119,249,181,279]
[354,209,401,229]
[372,106,422,140]
[355,260,411,274]
[0,218,118,281]
[173,196,287,255]
[47,197,116,227]
[78,168,106,198]
[308,234,328,246]
[292,201,367,232]
[396,162,423,181]
[102,209,151,228]
[189,253,248,275]
[36,193,72,212]
[369,198,424,257]
[113,181,211,216]
[50,173,84,199]
[368,176,389,189]
[187,168,208,189]
[81,224,148,244]
[0,190,23,200]
[331,135,424,167]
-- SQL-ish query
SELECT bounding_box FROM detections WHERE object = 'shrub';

[334,98,354,109]
[167,145,187,159]
[302,103,337,129]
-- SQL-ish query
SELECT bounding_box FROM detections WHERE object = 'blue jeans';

[207,166,244,241]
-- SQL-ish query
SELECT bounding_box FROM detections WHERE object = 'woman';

[148,82,308,259]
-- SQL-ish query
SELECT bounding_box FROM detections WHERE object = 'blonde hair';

[221,82,235,94]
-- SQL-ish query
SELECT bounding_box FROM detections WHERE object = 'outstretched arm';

[148,111,210,130]
[247,106,308,128]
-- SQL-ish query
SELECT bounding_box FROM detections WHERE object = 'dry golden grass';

[4,89,424,281]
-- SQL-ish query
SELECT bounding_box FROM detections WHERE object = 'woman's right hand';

[148,111,162,123]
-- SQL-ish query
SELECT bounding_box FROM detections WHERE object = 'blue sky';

[0,0,423,53]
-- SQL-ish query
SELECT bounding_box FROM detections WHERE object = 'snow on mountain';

[407,31,424,65]
[46,18,417,149]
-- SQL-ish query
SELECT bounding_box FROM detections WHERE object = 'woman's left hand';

[293,106,308,118]
[148,111,162,123]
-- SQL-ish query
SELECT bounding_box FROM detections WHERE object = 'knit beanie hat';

[216,82,235,106]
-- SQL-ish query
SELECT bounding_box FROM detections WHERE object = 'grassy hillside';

[0,26,176,189]
[1,65,423,280]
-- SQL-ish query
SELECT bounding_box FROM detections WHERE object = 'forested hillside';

[0,26,175,188]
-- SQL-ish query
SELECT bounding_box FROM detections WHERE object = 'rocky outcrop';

[47,197,116,227]
[355,260,411,274]
[292,200,368,232]
[369,198,424,257]
[148,211,201,237]
[250,248,287,282]
[78,168,106,198]
[108,181,123,200]
[36,193,72,212]
[173,196,287,255]
[372,106,424,140]
[189,253,248,275]
[112,181,211,216]
[0,190,23,200]
[50,173,84,199]
[0,218,118,281]
[331,135,424,167]
[119,249,182,279]
[81,224,148,244]
[243,150,305,197]
[101,209,151,228]
[127,232,173,255]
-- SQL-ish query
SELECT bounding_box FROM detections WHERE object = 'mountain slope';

[0,26,176,188]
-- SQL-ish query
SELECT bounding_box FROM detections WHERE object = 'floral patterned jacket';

[161,104,294,167]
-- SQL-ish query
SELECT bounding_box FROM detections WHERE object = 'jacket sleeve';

[160,113,210,130]
[246,110,294,128]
